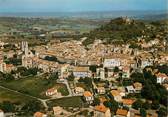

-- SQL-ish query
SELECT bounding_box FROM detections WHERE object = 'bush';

[132,99,143,110]
[0,101,15,112]
[158,107,167,117]
[140,108,146,117]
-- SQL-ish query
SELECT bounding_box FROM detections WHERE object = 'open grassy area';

[47,96,85,108]
[0,87,35,103]
[0,76,68,99]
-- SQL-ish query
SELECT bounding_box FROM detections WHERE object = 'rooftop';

[73,66,89,72]
[116,109,128,116]
[122,99,135,105]
[95,105,109,113]
[34,112,46,117]
[83,91,93,97]
[156,72,167,78]
[133,82,142,88]
[111,90,120,96]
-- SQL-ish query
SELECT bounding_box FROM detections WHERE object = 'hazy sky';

[0,0,167,12]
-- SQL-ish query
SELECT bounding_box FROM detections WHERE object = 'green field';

[0,87,35,103]
[0,76,69,99]
[47,96,85,108]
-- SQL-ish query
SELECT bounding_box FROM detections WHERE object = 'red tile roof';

[116,109,128,116]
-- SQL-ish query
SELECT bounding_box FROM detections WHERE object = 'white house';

[0,62,6,73]
[46,88,58,96]
[156,73,167,84]
[141,59,153,68]
[83,91,94,104]
[97,68,105,79]
[75,87,85,95]
[0,109,4,117]
[97,87,106,94]
[126,86,135,94]
[104,58,121,68]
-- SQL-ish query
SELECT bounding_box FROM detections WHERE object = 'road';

[57,79,73,96]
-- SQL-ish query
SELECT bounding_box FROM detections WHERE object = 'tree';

[67,73,75,81]
[157,85,168,107]
[21,101,43,113]
[151,100,160,110]
[158,107,167,117]
[142,102,151,109]
[3,73,15,81]
[49,72,59,80]
[17,67,27,73]
[143,69,157,84]
[7,58,21,66]
[0,101,15,112]
[160,95,167,107]
[131,72,145,84]
[140,108,147,117]
[90,111,94,117]
[110,100,119,113]
[129,42,140,49]
[141,80,161,101]
[92,97,100,106]
[44,56,57,62]
[103,100,119,113]
[113,67,119,73]
[89,65,97,73]
[157,65,168,75]
[132,99,143,110]
[28,68,38,76]
[103,101,111,108]
[0,71,4,79]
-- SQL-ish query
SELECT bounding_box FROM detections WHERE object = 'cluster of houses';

[0,38,167,116]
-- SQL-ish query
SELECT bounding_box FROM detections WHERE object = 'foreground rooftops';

[156,72,167,78]
[34,112,47,117]
[95,105,109,113]
[122,99,135,105]
[110,90,120,96]
[83,91,93,97]
[116,109,128,116]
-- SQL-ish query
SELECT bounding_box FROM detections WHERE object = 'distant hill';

[82,17,167,46]
[82,17,145,45]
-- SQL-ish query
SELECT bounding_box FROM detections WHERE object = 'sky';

[0,0,167,12]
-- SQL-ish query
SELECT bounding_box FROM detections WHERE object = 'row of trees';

[0,100,44,116]
[0,67,41,81]
[11,67,40,77]
[0,72,15,80]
